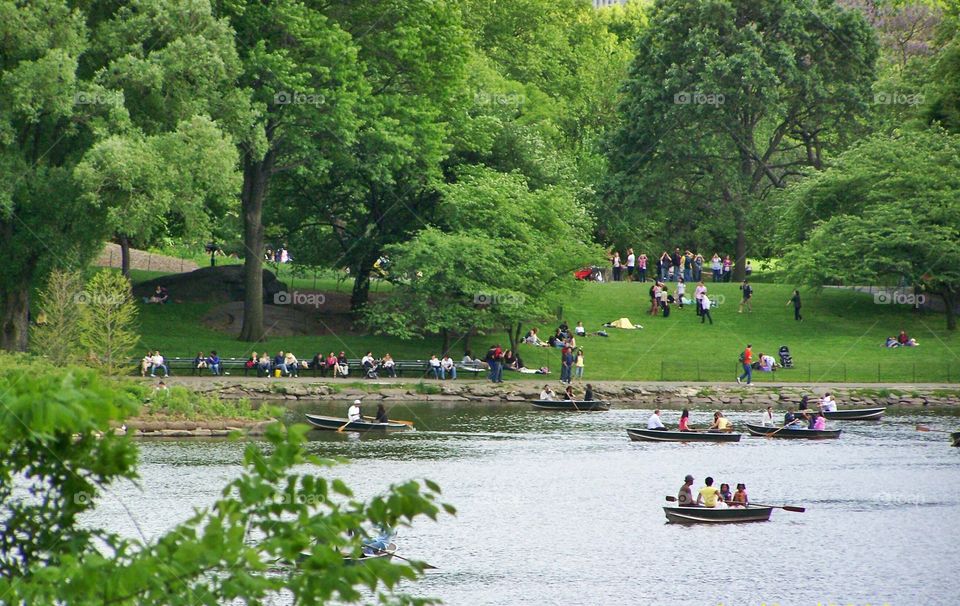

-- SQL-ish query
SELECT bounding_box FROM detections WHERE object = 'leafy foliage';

[0,356,453,604]
[31,269,86,366]
[77,270,140,375]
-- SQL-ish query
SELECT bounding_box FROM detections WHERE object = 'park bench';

[133,356,487,379]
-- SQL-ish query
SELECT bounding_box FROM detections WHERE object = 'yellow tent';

[609,317,637,329]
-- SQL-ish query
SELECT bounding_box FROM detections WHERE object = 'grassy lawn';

[134,273,960,383]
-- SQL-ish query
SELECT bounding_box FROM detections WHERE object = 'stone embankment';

[120,416,273,438]
[171,379,960,410]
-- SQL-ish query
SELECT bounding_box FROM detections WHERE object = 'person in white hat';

[347,400,362,422]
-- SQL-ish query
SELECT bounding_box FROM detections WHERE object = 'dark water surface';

[92,403,959,606]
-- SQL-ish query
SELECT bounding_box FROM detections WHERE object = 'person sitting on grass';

[885,336,899,348]
[284,351,299,377]
[503,349,520,371]
[207,350,222,376]
[524,328,546,347]
[575,321,586,337]
[194,352,208,371]
[381,353,397,377]
[145,285,169,304]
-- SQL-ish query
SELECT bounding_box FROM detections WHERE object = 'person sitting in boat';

[799,395,810,411]
[374,404,389,424]
[806,412,817,429]
[760,405,775,427]
[678,475,696,507]
[540,385,555,401]
[709,411,732,431]
[819,393,837,413]
[647,409,666,430]
[563,385,575,401]
[584,384,594,401]
[731,483,748,507]
[361,527,395,557]
[696,477,724,508]
[678,408,691,431]
[347,400,362,422]
[813,412,827,431]
[719,483,733,504]
[783,409,801,427]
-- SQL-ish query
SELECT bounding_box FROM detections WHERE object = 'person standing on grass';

[638,253,648,282]
[722,255,732,282]
[671,248,682,282]
[700,293,713,324]
[676,278,686,309]
[626,248,636,281]
[787,289,802,321]
[738,280,753,313]
[694,281,706,317]
[574,348,585,381]
[560,346,573,384]
[737,344,753,385]
[711,253,722,282]
[611,251,622,282]
[649,282,661,316]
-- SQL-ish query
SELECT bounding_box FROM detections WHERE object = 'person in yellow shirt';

[696,477,723,508]
[709,411,732,431]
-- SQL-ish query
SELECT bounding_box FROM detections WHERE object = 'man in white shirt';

[347,400,362,422]
[820,393,837,412]
[760,405,775,426]
[150,352,168,377]
[647,409,666,430]
[539,385,554,401]
[626,248,636,280]
[440,355,456,380]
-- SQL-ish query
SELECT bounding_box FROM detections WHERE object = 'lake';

[90,402,960,606]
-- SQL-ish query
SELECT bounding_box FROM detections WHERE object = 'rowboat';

[304,414,412,432]
[297,542,398,565]
[815,407,885,421]
[627,428,741,443]
[744,423,841,439]
[951,432,960,448]
[663,505,773,524]
[532,399,610,411]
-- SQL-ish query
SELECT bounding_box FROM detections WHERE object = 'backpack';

[738,350,746,363]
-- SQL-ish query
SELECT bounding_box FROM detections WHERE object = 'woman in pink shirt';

[678,408,691,431]
[813,412,827,431]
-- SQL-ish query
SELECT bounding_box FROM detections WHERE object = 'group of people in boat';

[540,384,595,401]
[646,409,732,432]
[759,393,837,430]
[346,399,390,424]
[678,475,749,508]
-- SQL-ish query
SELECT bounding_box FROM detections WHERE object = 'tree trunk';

[441,329,450,357]
[118,234,131,277]
[239,151,273,343]
[507,322,522,352]
[733,218,747,282]
[0,286,30,352]
[463,329,472,357]
[350,264,372,311]
[942,289,957,331]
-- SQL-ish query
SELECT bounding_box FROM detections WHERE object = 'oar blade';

[665,495,678,502]
[781,505,806,513]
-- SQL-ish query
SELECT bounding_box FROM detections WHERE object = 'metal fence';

[655,360,958,383]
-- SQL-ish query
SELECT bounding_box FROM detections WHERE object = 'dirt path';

[95,243,198,274]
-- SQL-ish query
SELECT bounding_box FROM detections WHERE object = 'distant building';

[594,0,628,7]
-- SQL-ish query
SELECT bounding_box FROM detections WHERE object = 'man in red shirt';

[737,344,753,385]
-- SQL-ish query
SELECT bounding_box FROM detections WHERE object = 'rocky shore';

[155,378,960,410]
[120,416,274,438]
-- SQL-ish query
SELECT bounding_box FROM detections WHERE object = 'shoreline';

[140,376,960,409]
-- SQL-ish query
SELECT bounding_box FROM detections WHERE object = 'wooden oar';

[337,417,362,432]
[765,423,795,438]
[666,495,805,513]
[388,419,415,427]
[373,549,437,570]
[916,424,949,433]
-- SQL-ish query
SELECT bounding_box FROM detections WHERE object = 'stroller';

[363,359,380,379]
[778,345,794,369]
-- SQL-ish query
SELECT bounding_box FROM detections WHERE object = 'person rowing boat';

[347,399,363,422]
[374,404,389,424]
[539,385,555,401]
[647,409,666,430]
[678,474,696,507]
[709,411,731,431]
[696,476,725,508]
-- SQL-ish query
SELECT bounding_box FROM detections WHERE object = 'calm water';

[90,402,959,606]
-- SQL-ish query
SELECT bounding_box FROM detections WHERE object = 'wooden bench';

[133,357,487,379]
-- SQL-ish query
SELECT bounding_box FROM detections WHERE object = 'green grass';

[133,276,960,383]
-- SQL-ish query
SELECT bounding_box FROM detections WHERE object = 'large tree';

[0,0,245,351]
[607,0,878,278]
[779,130,960,329]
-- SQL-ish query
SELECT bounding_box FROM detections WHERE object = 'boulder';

[133,265,286,304]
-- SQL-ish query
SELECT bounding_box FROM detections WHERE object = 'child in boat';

[719,483,733,504]
[731,484,748,507]
[813,412,827,431]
